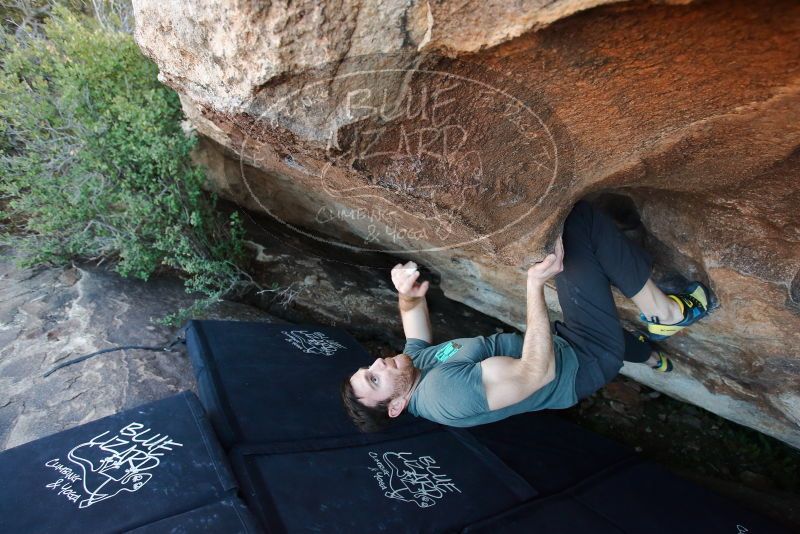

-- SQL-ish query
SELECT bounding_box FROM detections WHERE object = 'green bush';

[0,5,250,322]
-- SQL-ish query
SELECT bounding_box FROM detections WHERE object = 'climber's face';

[349,354,415,408]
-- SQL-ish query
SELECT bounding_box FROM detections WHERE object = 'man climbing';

[341,201,711,431]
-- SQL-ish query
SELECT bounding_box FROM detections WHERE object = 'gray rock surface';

[0,248,282,451]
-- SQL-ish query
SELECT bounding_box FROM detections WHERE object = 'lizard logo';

[282,330,347,356]
[44,422,183,509]
[368,451,461,508]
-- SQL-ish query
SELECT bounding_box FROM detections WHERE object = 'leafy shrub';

[0,5,251,322]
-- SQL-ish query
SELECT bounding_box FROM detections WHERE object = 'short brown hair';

[340,377,392,433]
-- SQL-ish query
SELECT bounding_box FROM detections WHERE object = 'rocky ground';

[2,211,799,528]
[0,246,280,450]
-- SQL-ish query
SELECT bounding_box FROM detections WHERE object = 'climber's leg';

[554,201,655,399]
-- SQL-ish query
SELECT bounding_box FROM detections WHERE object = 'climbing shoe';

[635,331,674,372]
[640,281,710,341]
[650,351,674,373]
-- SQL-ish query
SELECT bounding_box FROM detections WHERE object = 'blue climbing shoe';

[640,281,710,341]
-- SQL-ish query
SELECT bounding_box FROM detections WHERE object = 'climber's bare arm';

[392,261,432,343]
[481,237,564,411]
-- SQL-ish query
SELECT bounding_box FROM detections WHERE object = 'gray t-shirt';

[404,332,579,427]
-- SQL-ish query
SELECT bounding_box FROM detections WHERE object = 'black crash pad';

[230,428,537,533]
[570,461,787,534]
[0,392,260,533]
[186,320,433,448]
[463,459,791,533]
[467,411,635,496]
[463,493,626,533]
[127,497,261,533]
[184,320,790,534]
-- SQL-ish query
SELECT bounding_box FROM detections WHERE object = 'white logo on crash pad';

[43,422,183,509]
[282,330,346,356]
[368,451,461,508]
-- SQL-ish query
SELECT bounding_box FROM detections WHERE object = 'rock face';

[133,0,800,447]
